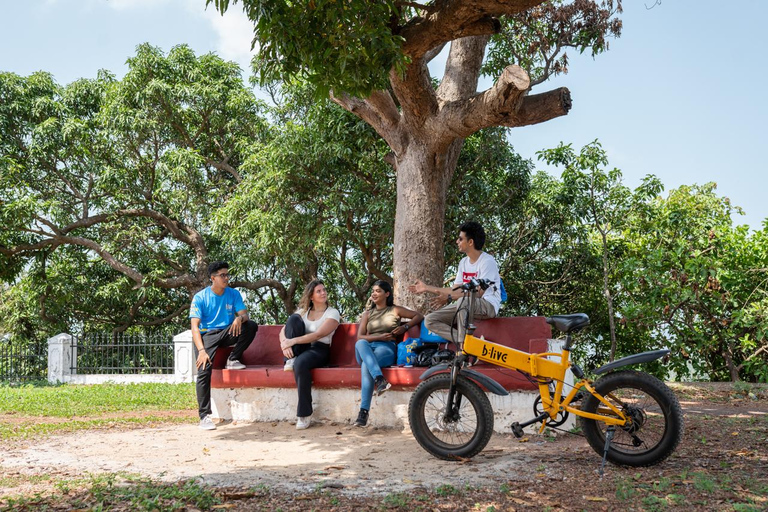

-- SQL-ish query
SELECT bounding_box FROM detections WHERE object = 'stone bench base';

[211,386,557,434]
[211,365,541,391]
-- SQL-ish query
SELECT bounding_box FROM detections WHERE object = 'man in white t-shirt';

[409,221,501,344]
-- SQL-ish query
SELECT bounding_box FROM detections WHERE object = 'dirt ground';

[1,383,767,511]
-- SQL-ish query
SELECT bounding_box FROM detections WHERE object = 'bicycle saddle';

[545,313,590,333]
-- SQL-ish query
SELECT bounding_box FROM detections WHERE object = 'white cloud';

[98,0,256,75]
[188,0,257,74]
[104,0,174,11]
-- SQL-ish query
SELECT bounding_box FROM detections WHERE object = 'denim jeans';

[355,339,396,410]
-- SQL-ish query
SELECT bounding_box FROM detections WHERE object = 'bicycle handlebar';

[452,278,495,292]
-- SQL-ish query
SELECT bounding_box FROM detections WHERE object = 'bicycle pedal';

[510,422,524,438]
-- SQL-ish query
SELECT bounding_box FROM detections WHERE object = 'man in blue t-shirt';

[189,261,258,430]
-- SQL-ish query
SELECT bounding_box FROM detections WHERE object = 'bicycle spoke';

[600,387,666,454]
[423,389,478,446]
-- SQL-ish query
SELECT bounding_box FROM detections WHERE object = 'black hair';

[370,280,394,308]
[459,221,486,250]
[207,261,229,278]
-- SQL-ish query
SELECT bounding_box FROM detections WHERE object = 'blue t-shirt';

[189,287,246,332]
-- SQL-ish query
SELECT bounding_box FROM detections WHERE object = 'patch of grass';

[382,491,409,507]
[0,382,195,417]
[0,474,220,512]
[692,472,717,493]
[0,414,192,441]
[667,494,687,506]
[732,503,762,512]
[732,381,752,396]
[641,494,668,511]
[615,478,637,501]
[652,477,672,493]
[435,484,459,496]
[0,473,53,488]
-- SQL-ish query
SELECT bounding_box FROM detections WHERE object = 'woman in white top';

[279,279,341,429]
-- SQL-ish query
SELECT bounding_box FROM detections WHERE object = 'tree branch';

[331,89,403,152]
[438,64,531,138]
[503,87,572,128]
[399,0,545,59]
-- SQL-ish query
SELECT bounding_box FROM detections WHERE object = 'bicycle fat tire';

[579,370,684,467]
[408,373,494,460]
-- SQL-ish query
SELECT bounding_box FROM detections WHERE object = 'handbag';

[397,338,422,366]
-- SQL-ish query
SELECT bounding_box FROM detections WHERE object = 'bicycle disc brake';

[532,395,570,428]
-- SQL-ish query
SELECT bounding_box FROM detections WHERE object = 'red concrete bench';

[211,317,551,392]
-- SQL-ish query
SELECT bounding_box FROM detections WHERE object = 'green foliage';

[214,81,395,319]
[484,1,623,85]
[0,45,271,337]
[2,39,765,382]
[207,0,406,97]
[621,184,768,381]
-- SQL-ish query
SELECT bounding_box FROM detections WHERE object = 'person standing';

[352,280,423,427]
[189,261,258,430]
[409,221,501,344]
[279,279,341,430]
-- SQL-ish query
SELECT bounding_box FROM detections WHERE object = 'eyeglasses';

[213,273,232,279]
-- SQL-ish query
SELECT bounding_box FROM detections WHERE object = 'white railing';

[46,331,197,384]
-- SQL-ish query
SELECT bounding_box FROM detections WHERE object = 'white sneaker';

[296,416,311,430]
[199,415,216,430]
[225,358,246,370]
[284,358,295,372]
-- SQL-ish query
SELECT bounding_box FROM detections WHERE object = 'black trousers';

[195,320,258,419]
[286,314,330,417]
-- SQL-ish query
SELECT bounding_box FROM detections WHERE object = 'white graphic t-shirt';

[453,252,502,314]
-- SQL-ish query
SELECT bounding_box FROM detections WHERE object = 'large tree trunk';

[393,139,463,310]
[332,30,570,310]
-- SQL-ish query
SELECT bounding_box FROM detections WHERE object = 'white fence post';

[47,333,74,384]
[547,338,574,389]
[173,330,196,383]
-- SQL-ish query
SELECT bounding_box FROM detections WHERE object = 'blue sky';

[2,0,766,230]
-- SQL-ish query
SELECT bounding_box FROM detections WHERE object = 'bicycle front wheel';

[580,370,684,467]
[408,373,494,460]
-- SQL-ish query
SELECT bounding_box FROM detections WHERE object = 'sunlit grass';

[0,382,196,440]
[0,382,195,416]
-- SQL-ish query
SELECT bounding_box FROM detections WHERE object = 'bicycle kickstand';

[598,426,616,478]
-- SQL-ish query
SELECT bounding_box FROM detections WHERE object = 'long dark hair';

[369,280,394,309]
[298,279,326,312]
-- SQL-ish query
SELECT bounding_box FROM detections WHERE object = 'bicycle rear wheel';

[580,370,684,467]
[408,373,494,460]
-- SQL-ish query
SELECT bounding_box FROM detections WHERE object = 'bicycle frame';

[455,283,630,430]
[462,334,629,427]
[412,278,682,468]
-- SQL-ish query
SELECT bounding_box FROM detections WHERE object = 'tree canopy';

[2,42,765,382]
[206,0,623,306]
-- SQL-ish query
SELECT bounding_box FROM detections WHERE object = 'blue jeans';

[355,339,396,410]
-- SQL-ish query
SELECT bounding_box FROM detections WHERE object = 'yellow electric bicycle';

[408,278,684,470]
